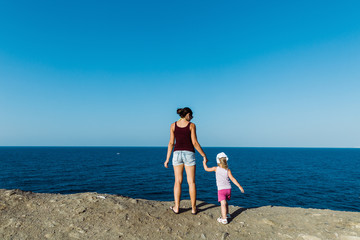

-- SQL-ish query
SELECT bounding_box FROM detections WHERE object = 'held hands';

[203,155,208,163]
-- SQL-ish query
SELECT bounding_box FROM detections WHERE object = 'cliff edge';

[0,189,359,240]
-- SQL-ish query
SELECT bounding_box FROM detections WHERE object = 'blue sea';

[0,147,359,212]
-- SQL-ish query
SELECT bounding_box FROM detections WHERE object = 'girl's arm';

[228,169,244,193]
[190,123,208,162]
[203,160,217,172]
[164,123,175,168]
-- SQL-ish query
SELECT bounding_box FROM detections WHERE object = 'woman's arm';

[228,169,244,193]
[164,123,175,168]
[203,160,217,172]
[190,123,208,162]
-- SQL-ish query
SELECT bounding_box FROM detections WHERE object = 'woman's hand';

[164,160,169,168]
[239,187,245,193]
[203,155,208,163]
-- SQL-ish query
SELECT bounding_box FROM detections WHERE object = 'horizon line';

[0,146,359,149]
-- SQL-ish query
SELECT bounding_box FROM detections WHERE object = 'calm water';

[0,147,359,212]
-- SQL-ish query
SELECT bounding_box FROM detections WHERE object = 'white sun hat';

[216,152,228,164]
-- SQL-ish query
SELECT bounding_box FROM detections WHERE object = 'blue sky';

[0,1,359,147]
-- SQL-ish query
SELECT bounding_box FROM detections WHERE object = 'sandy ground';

[0,189,359,240]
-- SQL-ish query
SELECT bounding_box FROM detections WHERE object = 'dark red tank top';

[173,121,195,152]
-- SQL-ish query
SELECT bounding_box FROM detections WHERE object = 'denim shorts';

[172,150,196,166]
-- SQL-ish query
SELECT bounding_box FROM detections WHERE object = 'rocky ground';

[0,189,359,240]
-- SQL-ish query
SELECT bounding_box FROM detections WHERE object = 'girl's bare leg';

[173,164,184,212]
[226,202,229,216]
[185,165,196,213]
[220,200,227,219]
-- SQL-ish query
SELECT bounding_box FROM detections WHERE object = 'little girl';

[203,152,244,224]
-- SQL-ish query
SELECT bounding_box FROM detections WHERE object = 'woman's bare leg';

[185,165,196,213]
[173,164,184,212]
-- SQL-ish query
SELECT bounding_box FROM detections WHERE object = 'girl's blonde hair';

[217,157,228,169]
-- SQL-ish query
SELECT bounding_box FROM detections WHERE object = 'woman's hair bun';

[177,107,193,118]
[177,108,183,115]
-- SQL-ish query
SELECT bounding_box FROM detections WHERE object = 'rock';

[0,189,359,240]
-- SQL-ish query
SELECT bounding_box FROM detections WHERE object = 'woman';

[164,107,208,215]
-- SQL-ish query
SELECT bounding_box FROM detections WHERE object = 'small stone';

[45,221,55,228]
[45,233,53,239]
[116,204,126,210]
[4,190,16,197]
[69,232,80,239]
[3,218,15,228]
[278,233,293,239]
[298,234,321,240]
[87,196,96,201]
[221,232,229,240]
[349,222,360,229]
[311,214,321,217]
[201,233,206,239]
[340,236,360,240]
[262,218,275,226]
[0,203,6,210]
[76,207,86,214]
[164,227,172,233]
